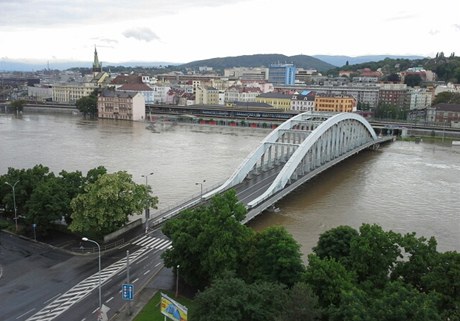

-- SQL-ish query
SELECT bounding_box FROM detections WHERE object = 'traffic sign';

[122,284,134,300]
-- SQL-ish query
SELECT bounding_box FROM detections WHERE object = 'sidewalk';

[111,266,175,321]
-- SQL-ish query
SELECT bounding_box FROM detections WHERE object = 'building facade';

[426,103,460,125]
[255,92,292,110]
[97,89,145,121]
[378,83,408,109]
[291,91,316,112]
[268,64,296,85]
[314,94,356,113]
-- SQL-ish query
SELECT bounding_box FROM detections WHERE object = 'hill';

[179,54,335,72]
[313,55,426,67]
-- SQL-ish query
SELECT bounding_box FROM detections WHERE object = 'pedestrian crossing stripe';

[132,236,172,250]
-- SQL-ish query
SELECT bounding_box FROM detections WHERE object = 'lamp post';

[82,237,101,315]
[195,179,206,200]
[5,180,19,232]
[141,172,153,233]
[175,264,180,298]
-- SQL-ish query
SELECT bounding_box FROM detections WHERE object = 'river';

[1,113,459,258]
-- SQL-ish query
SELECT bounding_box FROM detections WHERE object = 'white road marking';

[16,308,35,319]
[143,269,151,275]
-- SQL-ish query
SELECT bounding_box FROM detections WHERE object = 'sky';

[1,0,459,65]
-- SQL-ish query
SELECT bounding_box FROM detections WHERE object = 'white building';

[407,88,433,110]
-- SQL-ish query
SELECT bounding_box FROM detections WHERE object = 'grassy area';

[134,291,195,321]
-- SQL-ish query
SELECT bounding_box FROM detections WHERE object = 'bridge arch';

[247,112,377,208]
[205,112,380,213]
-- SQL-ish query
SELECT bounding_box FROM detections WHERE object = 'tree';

[69,171,157,238]
[304,254,356,309]
[25,175,68,234]
[432,92,460,105]
[386,73,400,83]
[76,94,98,119]
[422,251,460,319]
[162,190,252,288]
[191,274,288,321]
[1,165,53,224]
[240,226,304,286]
[348,224,401,288]
[404,74,422,87]
[312,225,359,265]
[277,282,320,321]
[10,99,26,115]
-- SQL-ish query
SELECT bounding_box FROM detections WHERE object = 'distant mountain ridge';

[0,54,426,72]
[313,55,427,67]
[180,54,335,72]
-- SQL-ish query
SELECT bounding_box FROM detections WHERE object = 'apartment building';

[378,83,408,109]
[98,89,145,121]
[314,94,356,113]
[255,92,292,110]
[407,87,433,110]
[291,91,316,112]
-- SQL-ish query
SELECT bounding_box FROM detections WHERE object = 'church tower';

[92,46,102,73]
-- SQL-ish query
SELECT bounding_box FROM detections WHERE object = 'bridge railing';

[148,180,227,226]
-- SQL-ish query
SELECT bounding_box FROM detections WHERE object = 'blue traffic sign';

[122,284,134,301]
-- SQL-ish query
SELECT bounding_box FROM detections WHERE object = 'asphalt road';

[0,229,174,321]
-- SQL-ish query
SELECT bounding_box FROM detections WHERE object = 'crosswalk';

[132,235,172,250]
[25,236,171,321]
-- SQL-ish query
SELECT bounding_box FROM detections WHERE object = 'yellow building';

[314,94,356,112]
[255,92,292,110]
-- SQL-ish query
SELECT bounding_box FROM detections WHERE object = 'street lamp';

[141,172,153,233]
[175,264,180,298]
[82,237,101,315]
[5,180,19,232]
[195,179,206,200]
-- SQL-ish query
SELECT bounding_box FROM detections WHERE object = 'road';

[0,229,172,321]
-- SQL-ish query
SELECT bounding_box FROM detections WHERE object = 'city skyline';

[1,0,459,65]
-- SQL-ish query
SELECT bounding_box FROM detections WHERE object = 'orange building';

[314,94,356,113]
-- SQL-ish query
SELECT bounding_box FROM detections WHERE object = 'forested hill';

[180,54,336,72]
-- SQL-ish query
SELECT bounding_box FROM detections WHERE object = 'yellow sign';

[160,293,188,321]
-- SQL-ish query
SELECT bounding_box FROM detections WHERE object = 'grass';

[134,291,196,321]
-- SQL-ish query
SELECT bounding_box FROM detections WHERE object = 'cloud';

[385,13,416,22]
[0,0,244,28]
[122,28,160,42]
[429,29,440,36]
[454,24,460,31]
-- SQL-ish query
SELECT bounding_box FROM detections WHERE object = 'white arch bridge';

[150,112,394,226]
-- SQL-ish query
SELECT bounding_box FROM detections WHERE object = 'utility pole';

[126,250,131,316]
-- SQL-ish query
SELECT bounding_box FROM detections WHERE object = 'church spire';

[92,46,102,73]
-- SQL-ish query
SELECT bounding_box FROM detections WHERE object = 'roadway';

[0,229,173,321]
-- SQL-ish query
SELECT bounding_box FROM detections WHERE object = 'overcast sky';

[1,0,459,64]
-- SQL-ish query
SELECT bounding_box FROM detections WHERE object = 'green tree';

[304,254,356,309]
[386,73,400,83]
[348,224,401,288]
[191,274,287,321]
[162,190,252,288]
[76,91,98,119]
[422,251,460,319]
[404,74,423,87]
[312,225,359,265]
[277,282,320,321]
[25,175,68,234]
[69,171,157,238]
[85,166,107,184]
[10,99,26,115]
[432,92,460,105]
[368,281,442,321]
[241,226,304,286]
[1,165,53,224]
